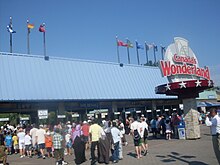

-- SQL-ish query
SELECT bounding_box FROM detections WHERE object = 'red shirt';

[81,124,90,137]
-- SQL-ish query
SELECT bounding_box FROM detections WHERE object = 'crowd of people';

[0,112,188,165]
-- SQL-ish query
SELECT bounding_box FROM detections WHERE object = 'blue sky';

[0,0,219,85]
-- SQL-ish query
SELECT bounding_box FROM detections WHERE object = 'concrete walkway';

[7,125,219,165]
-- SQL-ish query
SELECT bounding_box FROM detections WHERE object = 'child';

[65,132,71,156]
[4,132,12,155]
[45,131,54,158]
[24,131,32,158]
[12,133,18,154]
[165,120,172,140]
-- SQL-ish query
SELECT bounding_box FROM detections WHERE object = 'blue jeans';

[112,142,119,161]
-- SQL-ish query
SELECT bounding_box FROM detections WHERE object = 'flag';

[117,40,128,47]
[127,40,133,48]
[7,24,16,33]
[28,23,34,29]
[39,24,46,32]
[136,41,144,49]
[145,43,154,50]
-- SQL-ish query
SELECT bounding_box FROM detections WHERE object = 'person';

[4,132,12,155]
[139,116,148,156]
[98,122,112,164]
[81,121,90,150]
[118,120,127,146]
[205,108,220,164]
[12,132,18,154]
[36,125,46,159]
[65,132,71,156]
[17,127,25,158]
[171,113,181,139]
[0,143,7,165]
[130,117,142,159]
[30,124,38,154]
[53,128,67,165]
[72,125,86,165]
[111,121,122,163]
[45,131,54,158]
[89,119,102,165]
[159,115,166,137]
[24,131,32,158]
[150,118,157,138]
[165,120,172,140]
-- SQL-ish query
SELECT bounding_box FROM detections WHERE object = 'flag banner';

[145,43,154,50]
[28,23,34,29]
[39,24,46,32]
[117,40,128,47]
[136,41,144,49]
[127,40,133,48]
[7,24,16,33]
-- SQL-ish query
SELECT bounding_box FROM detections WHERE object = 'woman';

[72,124,86,165]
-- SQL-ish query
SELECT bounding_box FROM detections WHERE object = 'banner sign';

[159,37,210,82]
[38,109,48,119]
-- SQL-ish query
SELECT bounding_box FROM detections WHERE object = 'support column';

[152,100,157,118]
[183,98,200,139]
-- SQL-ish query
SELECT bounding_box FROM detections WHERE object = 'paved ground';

[7,125,219,165]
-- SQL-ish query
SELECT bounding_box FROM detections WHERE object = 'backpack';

[144,128,148,138]
[133,129,141,140]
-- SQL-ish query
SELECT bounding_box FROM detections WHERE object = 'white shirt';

[139,121,148,138]
[119,123,125,135]
[205,115,220,135]
[131,121,141,135]
[17,132,25,143]
[36,128,46,144]
[24,135,32,145]
[111,127,121,143]
[30,128,38,145]
[65,133,71,143]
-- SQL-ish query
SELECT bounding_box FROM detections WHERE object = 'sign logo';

[160,37,210,82]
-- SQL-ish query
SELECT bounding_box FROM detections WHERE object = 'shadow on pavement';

[156,152,209,165]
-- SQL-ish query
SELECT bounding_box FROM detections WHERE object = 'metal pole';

[145,42,149,64]
[136,41,140,65]
[10,17,12,53]
[116,36,120,63]
[126,38,130,64]
[27,20,30,54]
[153,45,156,65]
[43,32,46,57]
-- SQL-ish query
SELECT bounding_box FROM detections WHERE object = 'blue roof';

[0,52,175,101]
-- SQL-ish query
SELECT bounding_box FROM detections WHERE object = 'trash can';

[178,122,186,140]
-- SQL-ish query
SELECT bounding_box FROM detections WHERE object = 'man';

[89,119,102,165]
[36,125,46,159]
[53,128,68,165]
[17,127,25,158]
[130,116,142,159]
[111,121,121,163]
[205,108,220,164]
[81,121,90,150]
[139,115,148,156]
[171,113,181,139]
[30,124,38,155]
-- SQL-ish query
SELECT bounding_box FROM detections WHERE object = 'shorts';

[142,137,148,144]
[46,147,52,153]
[14,144,19,150]
[19,142,25,149]
[38,143,45,149]
[54,148,64,159]
[66,142,72,149]
[25,144,32,151]
[5,144,12,148]
[166,130,172,134]
[134,139,142,146]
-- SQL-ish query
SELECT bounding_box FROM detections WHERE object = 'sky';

[0,0,219,85]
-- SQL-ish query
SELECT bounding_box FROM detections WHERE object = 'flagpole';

[145,41,149,65]
[153,44,156,65]
[116,36,120,63]
[136,41,140,65]
[43,23,46,57]
[9,16,12,53]
[161,45,165,60]
[126,38,130,64]
[27,19,30,54]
